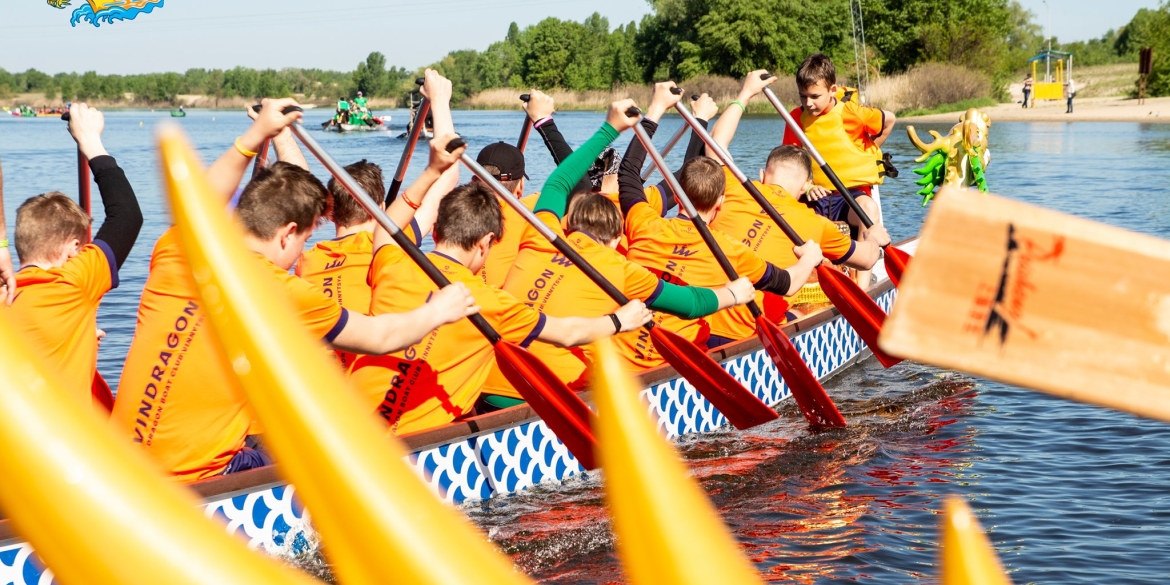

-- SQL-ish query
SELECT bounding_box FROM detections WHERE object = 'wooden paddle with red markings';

[758,75,912,285]
[287,118,598,469]
[461,128,778,430]
[675,101,902,368]
[633,102,844,428]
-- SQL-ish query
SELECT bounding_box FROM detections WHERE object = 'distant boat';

[171,109,187,118]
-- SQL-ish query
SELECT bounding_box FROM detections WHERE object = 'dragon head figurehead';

[906,108,993,205]
[47,0,71,7]
[959,108,991,160]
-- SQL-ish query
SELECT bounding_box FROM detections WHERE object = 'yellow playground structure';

[1029,49,1074,101]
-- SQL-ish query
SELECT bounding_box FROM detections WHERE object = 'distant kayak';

[322,115,389,133]
[171,110,187,118]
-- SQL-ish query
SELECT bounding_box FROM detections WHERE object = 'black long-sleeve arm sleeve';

[535,118,575,165]
[683,117,710,162]
[90,155,143,269]
[754,262,793,296]
[656,117,713,215]
[618,118,659,218]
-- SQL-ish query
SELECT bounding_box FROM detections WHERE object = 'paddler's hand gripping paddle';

[758,72,911,286]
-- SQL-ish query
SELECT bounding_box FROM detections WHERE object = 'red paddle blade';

[92,372,114,414]
[816,265,904,368]
[493,341,597,469]
[649,327,778,430]
[884,245,912,287]
[755,318,846,428]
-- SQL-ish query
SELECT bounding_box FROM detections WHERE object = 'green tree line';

[2,2,1165,105]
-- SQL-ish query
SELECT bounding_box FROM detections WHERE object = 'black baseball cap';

[476,142,526,181]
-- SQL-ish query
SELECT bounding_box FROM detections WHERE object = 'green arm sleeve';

[647,282,720,320]
[534,122,620,219]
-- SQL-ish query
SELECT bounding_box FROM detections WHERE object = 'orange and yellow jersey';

[783,98,885,190]
[482,213,664,398]
[296,222,420,369]
[1,242,116,409]
[112,227,347,482]
[597,183,671,255]
[620,202,771,369]
[349,244,546,435]
[708,167,855,341]
[482,193,540,288]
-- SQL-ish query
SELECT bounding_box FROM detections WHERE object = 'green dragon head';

[47,0,72,8]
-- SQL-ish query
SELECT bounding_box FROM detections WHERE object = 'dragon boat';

[0,243,912,583]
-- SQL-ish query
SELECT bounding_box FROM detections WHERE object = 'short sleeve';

[284,268,346,340]
[624,201,662,242]
[849,102,885,136]
[819,218,856,264]
[720,232,768,281]
[491,288,546,348]
[643,184,666,216]
[60,243,115,304]
[621,256,664,302]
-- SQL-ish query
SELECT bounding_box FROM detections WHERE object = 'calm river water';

[2,108,1169,583]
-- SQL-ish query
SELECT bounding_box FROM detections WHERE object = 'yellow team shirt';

[296,222,419,369]
[112,227,346,481]
[620,202,769,368]
[2,243,115,409]
[482,213,663,397]
[349,244,546,435]
[708,167,855,342]
[482,193,539,287]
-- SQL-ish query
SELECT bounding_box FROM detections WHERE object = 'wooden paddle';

[675,101,903,368]
[758,75,912,286]
[633,104,845,428]
[387,77,429,201]
[880,186,1170,423]
[517,93,533,152]
[638,94,696,182]
[461,133,778,430]
[288,119,598,468]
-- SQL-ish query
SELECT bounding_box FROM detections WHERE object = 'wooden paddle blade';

[817,265,903,368]
[494,341,598,469]
[941,497,1013,585]
[881,187,1170,423]
[884,245,912,286]
[649,326,778,429]
[755,318,846,428]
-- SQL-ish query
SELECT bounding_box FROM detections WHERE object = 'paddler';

[348,100,656,436]
[0,102,143,411]
[613,82,824,368]
[110,99,478,481]
[335,96,350,124]
[706,71,890,348]
[354,90,369,113]
[782,54,895,289]
[298,70,462,370]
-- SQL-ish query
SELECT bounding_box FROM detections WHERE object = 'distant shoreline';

[899,96,1170,125]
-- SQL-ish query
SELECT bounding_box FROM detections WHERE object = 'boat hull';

[0,242,912,580]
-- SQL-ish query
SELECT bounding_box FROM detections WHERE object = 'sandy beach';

[902,95,1170,124]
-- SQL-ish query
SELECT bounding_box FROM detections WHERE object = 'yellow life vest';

[798,95,884,189]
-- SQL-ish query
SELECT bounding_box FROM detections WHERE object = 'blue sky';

[0,0,1160,75]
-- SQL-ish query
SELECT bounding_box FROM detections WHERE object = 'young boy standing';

[782,54,894,288]
[0,103,143,410]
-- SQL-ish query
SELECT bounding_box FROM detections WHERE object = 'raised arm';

[683,94,718,162]
[0,155,13,305]
[525,90,575,164]
[67,104,143,269]
[709,70,775,156]
[373,132,466,252]
[331,282,479,355]
[617,82,683,217]
[405,69,461,239]
[270,127,310,170]
[206,98,303,202]
[536,100,640,219]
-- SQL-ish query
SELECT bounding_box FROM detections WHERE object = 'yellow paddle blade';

[158,127,533,585]
[591,338,765,585]
[0,313,321,585]
[941,497,1012,585]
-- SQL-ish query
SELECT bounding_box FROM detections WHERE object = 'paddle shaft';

[639,94,699,181]
[61,113,92,241]
[251,139,270,179]
[459,153,637,312]
[674,104,806,246]
[289,122,504,345]
[517,93,533,152]
[630,119,763,320]
[759,80,875,230]
[388,95,431,201]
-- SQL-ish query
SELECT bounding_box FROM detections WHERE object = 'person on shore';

[781,55,893,289]
[297,71,462,371]
[348,101,655,435]
[0,103,143,411]
[111,98,478,482]
[613,81,823,367]
[1065,80,1075,114]
[478,92,754,404]
[1023,73,1033,108]
[0,155,16,304]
